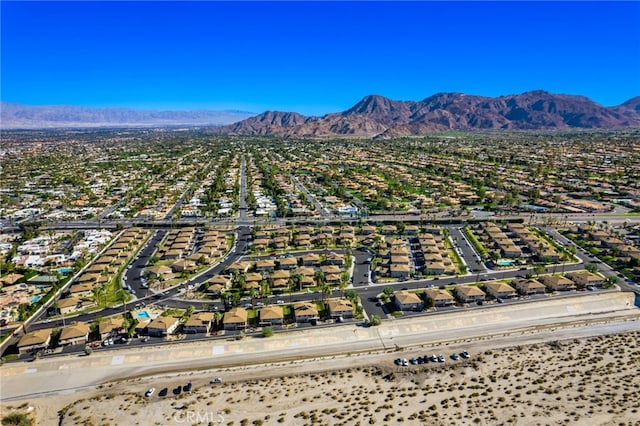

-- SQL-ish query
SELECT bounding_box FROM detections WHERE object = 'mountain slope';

[213,91,640,138]
[0,102,254,129]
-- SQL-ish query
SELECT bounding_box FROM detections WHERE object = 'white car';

[145,387,155,397]
[276,300,285,305]
[210,378,223,384]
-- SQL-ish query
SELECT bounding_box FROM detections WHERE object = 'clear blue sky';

[2,1,639,115]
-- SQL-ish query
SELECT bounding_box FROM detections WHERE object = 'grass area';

[462,226,488,258]
[443,236,466,275]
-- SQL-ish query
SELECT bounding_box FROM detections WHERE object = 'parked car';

[437,354,445,363]
[145,387,155,397]
[460,351,470,359]
[210,378,223,384]
[183,382,192,392]
[451,353,460,361]
[276,300,285,305]
[158,387,168,397]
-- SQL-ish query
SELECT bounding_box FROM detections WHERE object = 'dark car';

[173,386,182,395]
[158,387,168,397]
[183,382,192,392]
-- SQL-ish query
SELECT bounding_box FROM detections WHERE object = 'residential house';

[278,257,298,270]
[424,288,455,307]
[324,252,345,266]
[170,259,197,274]
[69,283,94,298]
[57,297,84,315]
[512,278,547,295]
[483,282,517,299]
[99,317,125,340]
[223,307,248,330]
[455,286,486,303]
[301,253,321,266]
[255,259,276,272]
[0,273,23,286]
[540,275,576,292]
[327,298,354,319]
[394,291,423,311]
[259,305,284,325]
[59,322,90,346]
[147,316,181,337]
[293,302,319,323]
[270,270,291,289]
[207,275,231,292]
[17,329,51,355]
[389,264,411,279]
[183,312,214,334]
[565,271,604,288]
[227,261,250,274]
[320,265,342,276]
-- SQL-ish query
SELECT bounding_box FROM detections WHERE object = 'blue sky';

[2,1,639,115]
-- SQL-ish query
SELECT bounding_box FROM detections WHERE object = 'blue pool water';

[31,295,42,303]
[137,311,151,319]
[496,260,515,266]
[58,268,73,274]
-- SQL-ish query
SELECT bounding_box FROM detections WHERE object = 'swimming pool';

[496,260,515,267]
[137,311,151,319]
[58,268,73,274]
[31,295,42,303]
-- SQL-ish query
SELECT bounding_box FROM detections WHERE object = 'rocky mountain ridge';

[214,91,640,138]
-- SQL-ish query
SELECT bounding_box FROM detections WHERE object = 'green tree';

[344,289,359,304]
[533,265,544,278]
[585,263,599,273]
[383,286,394,297]
[369,315,382,327]
[262,326,274,338]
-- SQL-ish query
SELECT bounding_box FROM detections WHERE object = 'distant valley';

[0,102,254,129]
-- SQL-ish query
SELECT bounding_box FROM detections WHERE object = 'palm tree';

[260,279,270,300]
[221,290,232,309]
[294,273,304,292]
[92,285,105,307]
[116,289,129,314]
[339,272,350,297]
[321,282,332,304]
[248,288,260,304]
[314,270,326,288]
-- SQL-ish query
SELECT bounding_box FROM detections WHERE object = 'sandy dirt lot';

[2,328,639,426]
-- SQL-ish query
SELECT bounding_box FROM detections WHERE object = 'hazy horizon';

[2,1,639,116]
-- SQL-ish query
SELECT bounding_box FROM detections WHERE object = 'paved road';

[448,225,487,273]
[238,154,248,222]
[290,174,330,217]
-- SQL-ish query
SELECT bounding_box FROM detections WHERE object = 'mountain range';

[0,102,254,129]
[214,91,640,138]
